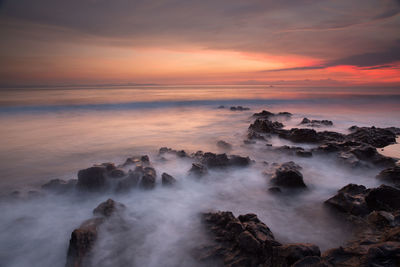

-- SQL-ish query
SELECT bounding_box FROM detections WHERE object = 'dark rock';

[252,110,274,119]
[41,179,76,193]
[77,166,107,191]
[325,184,370,216]
[161,172,177,186]
[300,117,333,127]
[140,167,157,189]
[365,185,400,212]
[292,256,328,267]
[368,211,396,229]
[122,155,150,167]
[216,140,232,150]
[230,106,250,111]
[271,162,306,188]
[65,217,103,267]
[158,147,187,157]
[347,126,397,148]
[108,168,126,178]
[249,119,284,134]
[296,150,313,157]
[280,128,320,143]
[93,198,126,217]
[377,166,400,188]
[199,152,251,168]
[217,105,225,109]
[189,163,208,177]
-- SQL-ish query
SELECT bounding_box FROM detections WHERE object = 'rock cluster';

[300,117,333,127]
[199,211,320,267]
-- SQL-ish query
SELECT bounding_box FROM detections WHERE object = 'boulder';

[271,162,306,188]
[161,172,177,186]
[324,184,370,216]
[140,167,157,189]
[77,166,107,191]
[365,185,400,212]
[249,119,284,134]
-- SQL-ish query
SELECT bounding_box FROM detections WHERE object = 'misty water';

[0,85,399,267]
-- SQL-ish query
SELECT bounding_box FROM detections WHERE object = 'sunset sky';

[1,0,400,86]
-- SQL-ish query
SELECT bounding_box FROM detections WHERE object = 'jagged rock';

[161,172,177,186]
[325,184,370,216]
[65,199,125,267]
[189,163,208,177]
[279,128,320,143]
[93,198,126,217]
[140,167,157,189]
[230,106,250,111]
[377,166,400,188]
[122,155,150,167]
[300,117,333,127]
[77,166,107,191]
[270,162,306,188]
[249,119,284,134]
[347,126,397,148]
[198,152,251,168]
[216,140,232,150]
[252,110,274,119]
[41,179,76,193]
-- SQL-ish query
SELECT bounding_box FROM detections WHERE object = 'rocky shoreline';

[3,108,400,266]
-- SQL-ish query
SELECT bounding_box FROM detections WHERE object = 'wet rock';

[365,185,400,212]
[77,166,107,191]
[216,140,232,150]
[230,106,250,111]
[161,172,177,186]
[377,166,400,188]
[279,128,320,143]
[93,198,126,217]
[249,119,284,134]
[189,163,208,177]
[368,211,396,229]
[65,199,125,267]
[41,179,76,194]
[325,184,370,216]
[300,117,333,127]
[140,167,157,189]
[271,162,306,188]
[159,147,187,158]
[347,126,397,148]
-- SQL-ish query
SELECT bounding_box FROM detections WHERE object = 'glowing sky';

[1,0,400,86]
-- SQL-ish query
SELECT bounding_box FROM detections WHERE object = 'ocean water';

[0,85,399,267]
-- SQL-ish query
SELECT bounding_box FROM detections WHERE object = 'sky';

[0,0,400,86]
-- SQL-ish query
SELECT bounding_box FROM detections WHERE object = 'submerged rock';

[41,179,76,194]
[140,167,157,189]
[189,163,208,177]
[230,106,250,111]
[93,198,126,217]
[196,152,251,169]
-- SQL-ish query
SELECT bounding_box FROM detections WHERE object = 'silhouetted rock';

[347,126,397,148]
[189,163,208,177]
[77,166,107,192]
[161,172,176,186]
[216,140,232,150]
[271,162,306,188]
[230,106,250,111]
[249,119,284,134]
[300,117,333,127]
[377,166,400,188]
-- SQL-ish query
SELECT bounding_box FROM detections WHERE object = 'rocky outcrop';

[270,162,306,188]
[161,172,177,186]
[347,126,397,148]
[230,106,250,111]
[300,117,333,127]
[377,166,400,188]
[65,199,125,267]
[199,211,320,267]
